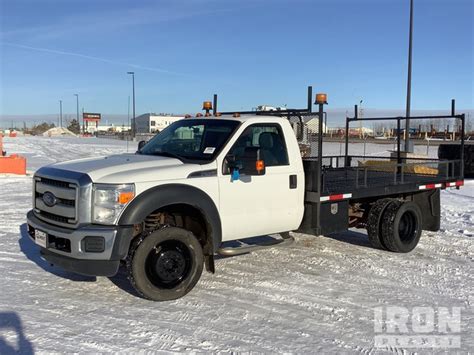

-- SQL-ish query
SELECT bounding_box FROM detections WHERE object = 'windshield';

[139,119,240,162]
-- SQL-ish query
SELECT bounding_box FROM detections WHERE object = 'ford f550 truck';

[27,88,466,301]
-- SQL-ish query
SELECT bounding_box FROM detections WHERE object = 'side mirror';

[240,147,266,176]
[137,140,146,151]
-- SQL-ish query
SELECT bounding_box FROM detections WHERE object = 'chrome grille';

[34,176,78,226]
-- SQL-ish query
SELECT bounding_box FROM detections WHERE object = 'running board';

[217,233,294,256]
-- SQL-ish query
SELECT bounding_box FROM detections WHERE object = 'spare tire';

[381,201,422,253]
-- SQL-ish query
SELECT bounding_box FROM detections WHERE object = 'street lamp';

[127,72,136,138]
[74,94,80,133]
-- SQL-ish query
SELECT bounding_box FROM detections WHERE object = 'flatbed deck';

[307,155,463,199]
[321,167,457,198]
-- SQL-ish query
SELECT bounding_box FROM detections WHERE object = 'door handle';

[289,175,297,189]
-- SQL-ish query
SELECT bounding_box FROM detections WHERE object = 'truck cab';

[27,115,305,300]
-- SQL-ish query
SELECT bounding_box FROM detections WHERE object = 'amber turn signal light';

[256,160,265,172]
[118,191,134,204]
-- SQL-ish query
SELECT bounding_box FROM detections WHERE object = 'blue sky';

[0,0,472,119]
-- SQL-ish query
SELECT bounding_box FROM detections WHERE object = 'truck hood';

[49,153,202,183]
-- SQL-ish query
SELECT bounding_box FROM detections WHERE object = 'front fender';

[118,184,222,252]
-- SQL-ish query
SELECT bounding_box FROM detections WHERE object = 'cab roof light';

[184,114,192,118]
[196,113,203,117]
[233,112,240,117]
[202,101,213,111]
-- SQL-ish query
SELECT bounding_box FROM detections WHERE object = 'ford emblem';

[43,191,57,207]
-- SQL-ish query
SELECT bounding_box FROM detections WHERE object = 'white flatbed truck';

[27,88,466,301]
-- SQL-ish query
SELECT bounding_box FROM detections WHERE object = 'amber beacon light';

[202,101,213,111]
[315,93,328,105]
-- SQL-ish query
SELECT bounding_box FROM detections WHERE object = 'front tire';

[127,227,204,301]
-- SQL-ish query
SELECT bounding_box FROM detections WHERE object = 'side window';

[227,124,289,168]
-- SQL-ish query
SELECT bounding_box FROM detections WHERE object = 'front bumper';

[27,210,134,276]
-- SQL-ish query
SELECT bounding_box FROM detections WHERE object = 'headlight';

[92,184,135,224]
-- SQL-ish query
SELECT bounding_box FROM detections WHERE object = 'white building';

[305,118,328,134]
[134,114,184,134]
[82,124,131,134]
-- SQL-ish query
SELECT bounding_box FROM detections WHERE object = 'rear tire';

[367,198,393,250]
[381,201,422,253]
[127,227,204,301]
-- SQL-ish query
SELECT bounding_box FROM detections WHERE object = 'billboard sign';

[83,113,101,121]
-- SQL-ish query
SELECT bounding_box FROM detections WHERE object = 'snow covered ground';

[0,136,472,353]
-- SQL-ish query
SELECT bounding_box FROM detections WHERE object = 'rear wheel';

[367,198,393,250]
[127,227,204,301]
[381,201,422,253]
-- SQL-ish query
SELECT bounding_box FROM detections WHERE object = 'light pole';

[74,94,79,133]
[127,95,131,136]
[127,72,136,139]
[59,100,63,128]
[405,0,414,152]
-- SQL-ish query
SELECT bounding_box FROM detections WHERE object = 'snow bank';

[42,127,77,137]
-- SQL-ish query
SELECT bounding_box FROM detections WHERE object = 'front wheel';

[127,227,204,301]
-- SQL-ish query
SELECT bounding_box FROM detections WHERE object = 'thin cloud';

[1,42,185,75]
[1,3,254,42]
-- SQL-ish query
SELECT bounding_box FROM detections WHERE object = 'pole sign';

[83,113,101,121]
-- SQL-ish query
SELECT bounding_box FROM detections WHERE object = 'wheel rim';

[145,240,192,289]
[398,210,418,243]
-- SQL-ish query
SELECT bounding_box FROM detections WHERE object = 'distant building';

[134,114,184,134]
[305,118,328,134]
[257,105,287,112]
[325,126,375,138]
[97,125,131,133]
[83,124,131,134]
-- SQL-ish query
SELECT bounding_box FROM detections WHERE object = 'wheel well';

[140,204,212,255]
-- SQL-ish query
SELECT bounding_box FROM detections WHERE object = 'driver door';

[218,123,300,241]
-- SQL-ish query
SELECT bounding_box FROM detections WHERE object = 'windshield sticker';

[203,147,216,154]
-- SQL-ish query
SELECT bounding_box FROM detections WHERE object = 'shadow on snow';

[0,312,34,355]
[19,223,96,282]
[19,223,142,298]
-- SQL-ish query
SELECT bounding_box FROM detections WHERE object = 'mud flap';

[205,255,215,274]
[412,189,440,231]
